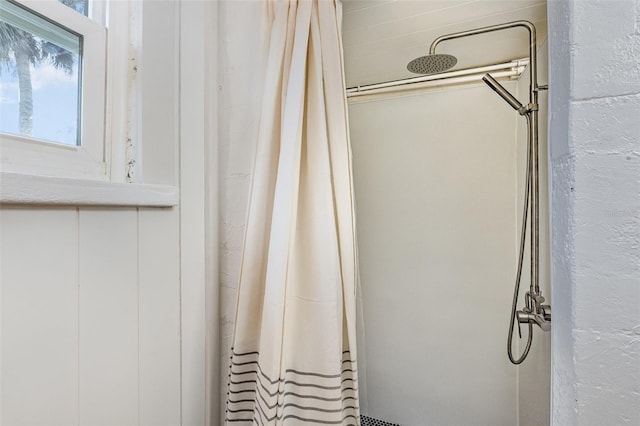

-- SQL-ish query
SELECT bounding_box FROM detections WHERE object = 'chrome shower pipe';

[430,21,541,300]
[430,21,550,363]
[430,21,538,102]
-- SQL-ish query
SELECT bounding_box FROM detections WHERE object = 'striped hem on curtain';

[225,349,359,425]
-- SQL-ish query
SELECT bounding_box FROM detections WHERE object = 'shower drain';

[360,415,401,426]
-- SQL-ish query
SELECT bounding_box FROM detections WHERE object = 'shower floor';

[361,415,401,426]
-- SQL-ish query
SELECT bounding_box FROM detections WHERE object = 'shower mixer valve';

[516,292,551,332]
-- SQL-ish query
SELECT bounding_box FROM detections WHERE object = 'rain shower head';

[407,53,457,74]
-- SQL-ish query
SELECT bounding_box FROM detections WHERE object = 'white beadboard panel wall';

[0,207,182,425]
[1,208,79,425]
[138,208,181,425]
[348,83,519,426]
[79,209,139,425]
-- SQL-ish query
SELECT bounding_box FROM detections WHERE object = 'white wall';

[517,39,551,426]
[548,1,640,424]
[216,1,268,423]
[347,83,519,426]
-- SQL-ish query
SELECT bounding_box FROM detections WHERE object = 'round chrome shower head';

[407,53,457,74]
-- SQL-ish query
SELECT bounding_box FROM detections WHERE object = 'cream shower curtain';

[225,0,359,424]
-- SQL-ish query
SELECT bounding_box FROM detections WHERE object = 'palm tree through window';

[0,0,84,146]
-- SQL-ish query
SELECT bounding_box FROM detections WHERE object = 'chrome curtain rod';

[346,58,528,98]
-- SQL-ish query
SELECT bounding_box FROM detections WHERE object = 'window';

[0,0,180,206]
[1,0,82,146]
[0,0,106,179]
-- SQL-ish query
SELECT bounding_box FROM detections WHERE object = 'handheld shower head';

[482,73,524,113]
[407,53,457,74]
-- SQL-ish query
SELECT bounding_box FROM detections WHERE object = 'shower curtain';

[225,0,360,425]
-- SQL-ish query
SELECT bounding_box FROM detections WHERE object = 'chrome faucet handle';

[540,304,551,322]
[517,309,551,331]
[517,310,531,324]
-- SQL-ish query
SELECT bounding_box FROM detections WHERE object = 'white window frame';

[0,0,107,179]
[0,0,179,206]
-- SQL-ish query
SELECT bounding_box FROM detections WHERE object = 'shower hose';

[508,114,533,365]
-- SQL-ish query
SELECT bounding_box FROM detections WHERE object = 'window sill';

[0,172,179,207]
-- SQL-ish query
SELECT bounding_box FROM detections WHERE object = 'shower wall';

[348,83,520,425]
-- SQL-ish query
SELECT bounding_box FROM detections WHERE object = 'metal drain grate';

[361,415,401,426]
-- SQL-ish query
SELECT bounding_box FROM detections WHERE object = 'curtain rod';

[346,58,528,98]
